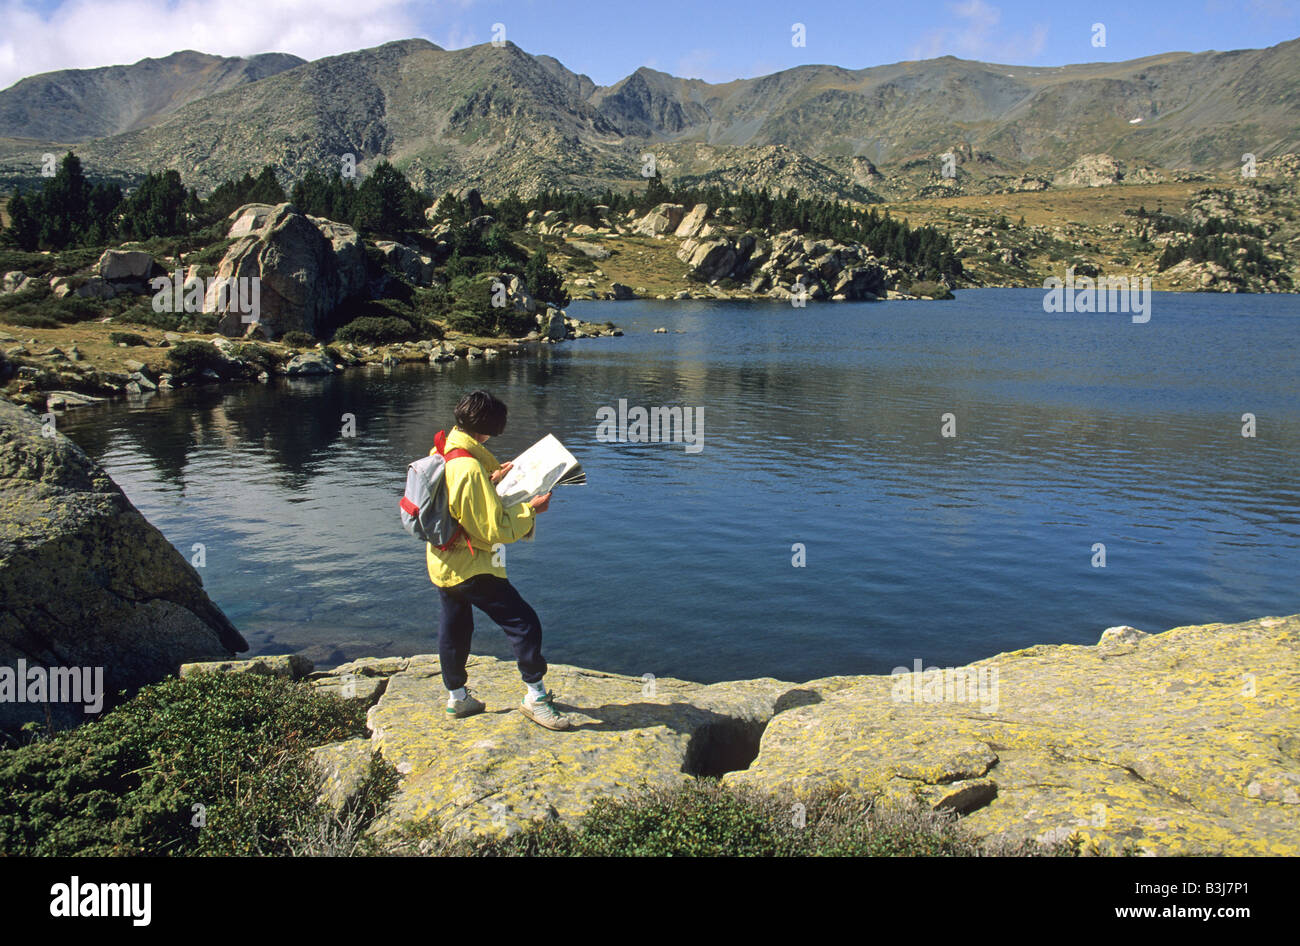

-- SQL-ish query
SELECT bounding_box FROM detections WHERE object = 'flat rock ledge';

[288,613,1298,854]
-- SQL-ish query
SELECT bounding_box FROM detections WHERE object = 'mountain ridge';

[0,36,1295,198]
[0,49,307,142]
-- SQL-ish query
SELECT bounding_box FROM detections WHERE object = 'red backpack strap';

[437,442,479,555]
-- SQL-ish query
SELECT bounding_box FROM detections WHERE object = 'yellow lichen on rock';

[357,655,791,840]
[725,614,1300,855]
[304,613,1299,854]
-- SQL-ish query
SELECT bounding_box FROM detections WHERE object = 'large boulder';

[226,203,279,238]
[565,241,610,260]
[674,203,710,239]
[205,203,366,340]
[2,271,36,294]
[97,249,154,283]
[453,187,485,218]
[76,276,117,300]
[830,261,887,299]
[1054,153,1124,188]
[543,308,568,340]
[280,350,339,376]
[374,241,437,287]
[633,203,686,236]
[680,238,739,282]
[0,398,246,731]
[308,216,367,301]
[504,275,537,315]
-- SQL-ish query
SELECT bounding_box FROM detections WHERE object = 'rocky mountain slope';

[0,49,304,143]
[0,36,1295,198]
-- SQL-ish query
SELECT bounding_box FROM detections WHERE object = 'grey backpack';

[398,431,476,552]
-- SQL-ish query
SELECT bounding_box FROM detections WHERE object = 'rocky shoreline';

[0,316,623,413]
[5,275,1293,415]
[186,610,1300,856]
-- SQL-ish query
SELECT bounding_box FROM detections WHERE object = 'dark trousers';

[436,574,547,690]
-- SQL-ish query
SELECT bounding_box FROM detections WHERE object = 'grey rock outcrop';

[1054,153,1124,188]
[676,228,887,300]
[543,308,568,340]
[280,350,339,376]
[674,203,710,239]
[374,241,437,286]
[206,203,367,339]
[97,249,155,283]
[633,203,686,236]
[1,272,37,294]
[0,398,246,731]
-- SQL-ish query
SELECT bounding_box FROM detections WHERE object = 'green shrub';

[0,283,50,309]
[0,289,105,326]
[411,286,451,325]
[183,237,235,268]
[0,248,53,278]
[177,310,219,334]
[280,330,317,348]
[445,307,491,335]
[229,342,283,374]
[51,295,105,323]
[0,309,58,328]
[569,780,780,856]
[115,301,182,331]
[108,331,148,346]
[166,340,228,378]
[379,276,415,305]
[407,780,1082,858]
[445,272,533,337]
[45,246,107,277]
[0,672,371,855]
[334,316,418,345]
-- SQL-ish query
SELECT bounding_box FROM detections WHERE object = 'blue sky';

[1,0,1297,90]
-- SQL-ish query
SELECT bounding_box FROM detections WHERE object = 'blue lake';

[60,289,1300,683]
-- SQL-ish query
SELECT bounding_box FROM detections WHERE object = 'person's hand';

[490,462,513,485]
[529,491,552,513]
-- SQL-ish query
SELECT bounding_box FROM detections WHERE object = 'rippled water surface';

[60,290,1300,682]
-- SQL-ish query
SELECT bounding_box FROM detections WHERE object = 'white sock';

[525,680,546,700]
[448,687,466,704]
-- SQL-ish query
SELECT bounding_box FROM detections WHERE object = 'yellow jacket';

[425,426,537,587]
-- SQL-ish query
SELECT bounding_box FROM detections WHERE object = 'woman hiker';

[427,390,572,731]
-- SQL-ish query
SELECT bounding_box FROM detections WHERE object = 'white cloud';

[0,0,430,89]
[909,0,1048,64]
[435,24,479,50]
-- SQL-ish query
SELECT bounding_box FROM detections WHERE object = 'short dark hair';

[454,390,507,436]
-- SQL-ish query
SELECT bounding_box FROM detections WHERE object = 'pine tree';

[524,248,569,308]
[246,165,286,205]
[4,191,38,250]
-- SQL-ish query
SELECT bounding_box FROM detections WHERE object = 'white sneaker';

[519,691,572,731]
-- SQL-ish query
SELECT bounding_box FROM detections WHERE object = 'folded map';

[495,434,586,506]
